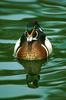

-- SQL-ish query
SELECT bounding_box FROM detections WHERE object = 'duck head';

[25,21,45,43]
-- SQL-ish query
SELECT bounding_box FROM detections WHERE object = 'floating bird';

[14,21,52,60]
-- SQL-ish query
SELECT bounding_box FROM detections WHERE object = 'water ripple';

[0,39,16,44]
[0,14,36,20]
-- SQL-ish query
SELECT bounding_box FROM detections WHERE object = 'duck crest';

[27,21,40,33]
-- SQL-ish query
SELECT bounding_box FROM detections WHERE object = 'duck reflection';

[18,59,47,88]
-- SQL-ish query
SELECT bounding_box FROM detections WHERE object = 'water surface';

[0,0,66,100]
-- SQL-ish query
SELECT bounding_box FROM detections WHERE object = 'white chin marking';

[27,37,37,42]
[27,37,32,42]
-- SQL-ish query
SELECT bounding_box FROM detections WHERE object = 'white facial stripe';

[39,28,42,32]
[35,31,38,37]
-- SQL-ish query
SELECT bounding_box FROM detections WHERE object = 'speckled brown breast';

[17,41,47,60]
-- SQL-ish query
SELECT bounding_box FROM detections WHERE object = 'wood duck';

[14,21,52,60]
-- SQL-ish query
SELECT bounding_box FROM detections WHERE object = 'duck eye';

[33,32,37,38]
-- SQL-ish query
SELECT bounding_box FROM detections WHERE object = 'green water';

[0,0,66,100]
